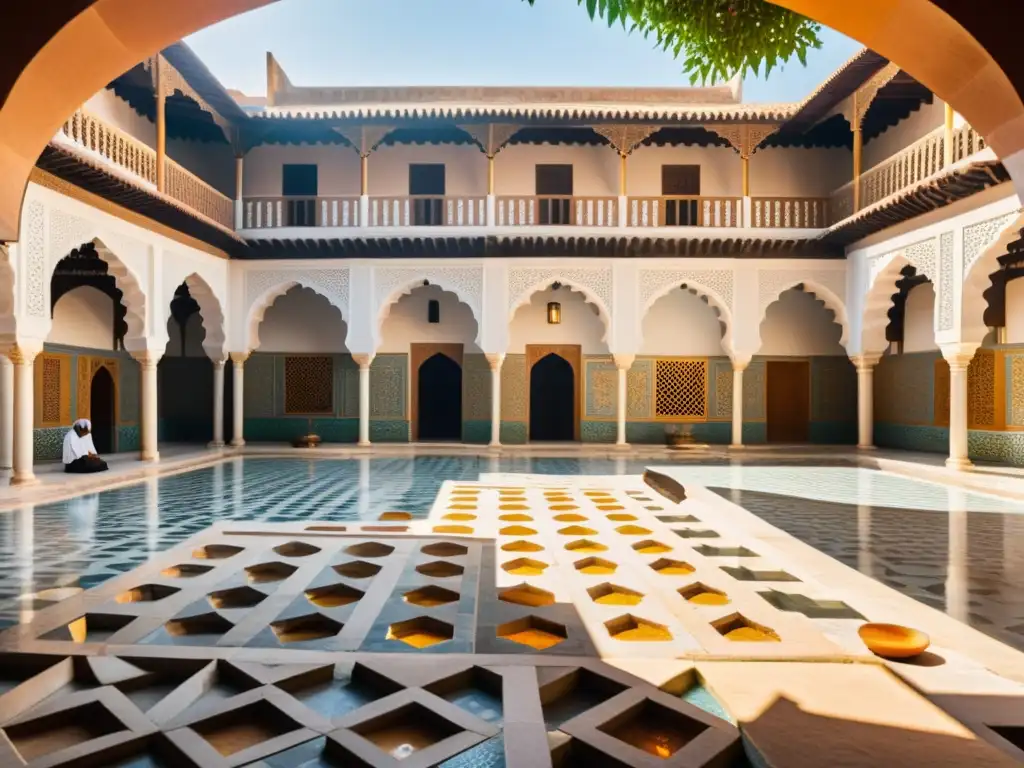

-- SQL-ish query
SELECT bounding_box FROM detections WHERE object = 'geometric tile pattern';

[584,359,616,419]
[874,351,936,426]
[370,354,407,420]
[626,358,653,419]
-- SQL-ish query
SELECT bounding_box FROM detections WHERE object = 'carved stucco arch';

[374,267,483,348]
[179,272,227,359]
[757,275,850,349]
[859,244,938,355]
[245,280,347,352]
[639,274,735,358]
[960,210,1024,344]
[508,269,613,343]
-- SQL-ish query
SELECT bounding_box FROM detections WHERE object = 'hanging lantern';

[547,301,561,325]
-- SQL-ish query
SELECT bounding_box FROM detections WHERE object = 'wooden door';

[766,360,810,443]
[526,344,581,441]
[411,343,464,442]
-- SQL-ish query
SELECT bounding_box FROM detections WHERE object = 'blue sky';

[185,0,862,103]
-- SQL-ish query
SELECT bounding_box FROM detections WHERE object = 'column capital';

[229,351,251,365]
[352,353,375,369]
[612,353,635,371]
[210,357,227,369]
[940,342,979,370]
[850,353,882,372]
[485,352,505,371]
[730,355,752,372]
[6,341,44,365]
[131,349,163,369]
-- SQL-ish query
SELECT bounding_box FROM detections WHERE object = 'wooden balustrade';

[828,182,856,225]
[950,123,987,163]
[627,196,742,228]
[367,196,486,227]
[60,109,234,229]
[750,197,829,228]
[496,196,617,226]
[244,196,361,228]
[860,127,945,210]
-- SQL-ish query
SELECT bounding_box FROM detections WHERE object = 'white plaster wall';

[863,100,944,171]
[903,282,939,352]
[1006,279,1024,344]
[165,312,208,357]
[84,89,156,145]
[167,139,236,198]
[243,144,361,197]
[495,144,619,196]
[256,286,349,353]
[369,145,487,197]
[508,289,608,354]
[50,287,114,350]
[639,288,726,356]
[759,288,845,355]
[748,147,853,198]
[378,285,480,353]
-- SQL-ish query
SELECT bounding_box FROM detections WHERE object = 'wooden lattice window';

[655,359,707,419]
[41,357,62,424]
[284,356,333,415]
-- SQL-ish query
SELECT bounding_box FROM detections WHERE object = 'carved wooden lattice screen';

[35,353,72,428]
[933,350,1005,430]
[41,357,62,425]
[654,358,708,419]
[284,356,334,415]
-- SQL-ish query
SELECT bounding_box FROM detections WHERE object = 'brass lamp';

[547,301,561,324]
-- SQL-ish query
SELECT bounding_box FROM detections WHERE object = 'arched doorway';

[417,353,463,441]
[530,353,575,441]
[90,367,115,454]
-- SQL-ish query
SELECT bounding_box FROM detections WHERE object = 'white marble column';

[210,358,226,448]
[612,354,635,447]
[0,355,13,470]
[9,344,42,485]
[486,353,504,447]
[134,350,161,462]
[354,354,374,446]
[852,354,880,450]
[230,352,248,447]
[856,468,874,578]
[730,359,749,448]
[941,343,977,470]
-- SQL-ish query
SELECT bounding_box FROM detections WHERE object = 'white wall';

[50,287,114,350]
[640,288,725,356]
[378,285,480,352]
[168,139,236,198]
[370,145,487,197]
[244,144,361,197]
[165,312,208,357]
[863,100,945,171]
[759,288,845,356]
[256,286,349,353]
[748,147,852,198]
[508,288,608,354]
[495,144,619,196]
[1006,279,1024,344]
[903,282,938,352]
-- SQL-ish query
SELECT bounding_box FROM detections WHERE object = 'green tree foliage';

[526,0,823,85]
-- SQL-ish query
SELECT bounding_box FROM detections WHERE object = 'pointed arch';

[246,280,347,351]
[759,278,849,348]
[376,274,482,347]
[64,236,148,347]
[640,278,734,356]
[961,210,1024,344]
[859,252,930,355]
[509,276,612,343]
[180,272,227,359]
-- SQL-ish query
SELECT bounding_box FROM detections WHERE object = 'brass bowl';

[293,434,322,448]
[858,622,930,659]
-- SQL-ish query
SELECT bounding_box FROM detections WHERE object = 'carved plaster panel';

[457,124,521,156]
[639,269,733,314]
[938,231,955,332]
[591,125,661,155]
[508,267,613,317]
[704,124,780,157]
[24,200,46,318]
[963,212,1020,278]
[245,268,350,318]
[868,237,937,284]
[756,269,846,318]
[374,266,483,320]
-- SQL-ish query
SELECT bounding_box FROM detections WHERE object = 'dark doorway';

[418,353,463,441]
[282,163,318,226]
[766,360,810,443]
[536,164,573,225]
[90,367,115,454]
[410,164,446,225]
[661,164,701,225]
[530,353,575,441]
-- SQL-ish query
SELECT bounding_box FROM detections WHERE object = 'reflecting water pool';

[1,456,1022,652]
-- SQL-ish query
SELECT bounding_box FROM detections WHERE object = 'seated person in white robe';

[63,419,109,474]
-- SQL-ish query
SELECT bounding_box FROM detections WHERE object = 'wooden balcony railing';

[496,196,618,226]
[950,122,987,164]
[860,127,945,210]
[244,196,361,228]
[627,196,742,228]
[367,196,487,227]
[750,197,829,228]
[60,110,234,229]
